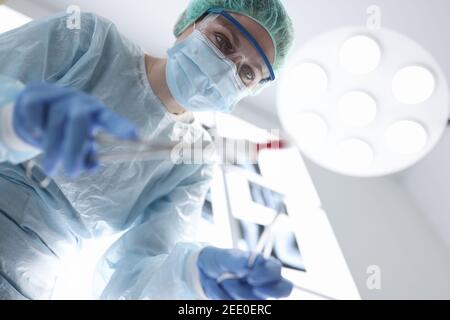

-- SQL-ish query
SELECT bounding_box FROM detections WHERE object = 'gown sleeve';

[96,163,214,300]
[0,12,115,85]
[0,12,116,164]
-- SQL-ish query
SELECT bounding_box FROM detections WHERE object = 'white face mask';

[166,30,249,113]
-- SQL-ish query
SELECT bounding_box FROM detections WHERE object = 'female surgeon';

[0,0,295,300]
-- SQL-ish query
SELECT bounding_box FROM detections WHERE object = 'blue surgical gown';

[0,12,213,300]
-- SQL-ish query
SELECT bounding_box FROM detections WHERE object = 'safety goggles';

[195,8,276,94]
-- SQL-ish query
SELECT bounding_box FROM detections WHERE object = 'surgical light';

[278,27,449,177]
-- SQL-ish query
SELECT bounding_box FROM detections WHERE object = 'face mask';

[166,30,249,113]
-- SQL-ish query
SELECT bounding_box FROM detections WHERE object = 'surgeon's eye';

[239,64,256,85]
[214,33,234,54]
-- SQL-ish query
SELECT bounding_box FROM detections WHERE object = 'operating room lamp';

[277,27,449,177]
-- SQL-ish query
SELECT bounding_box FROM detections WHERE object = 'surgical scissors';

[94,133,182,162]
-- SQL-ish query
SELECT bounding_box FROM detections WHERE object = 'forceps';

[217,211,284,283]
[216,210,337,300]
[94,133,180,163]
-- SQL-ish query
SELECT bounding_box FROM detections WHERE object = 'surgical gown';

[0,12,213,300]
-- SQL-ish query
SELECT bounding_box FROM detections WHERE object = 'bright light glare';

[340,35,381,75]
[338,91,377,127]
[334,139,374,171]
[386,120,428,155]
[290,112,329,150]
[285,63,329,100]
[392,66,435,104]
[0,6,31,34]
[51,235,121,300]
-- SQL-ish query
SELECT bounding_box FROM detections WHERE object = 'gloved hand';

[13,82,138,177]
[197,247,293,300]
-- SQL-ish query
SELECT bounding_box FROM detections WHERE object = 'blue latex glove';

[13,82,138,177]
[197,247,293,300]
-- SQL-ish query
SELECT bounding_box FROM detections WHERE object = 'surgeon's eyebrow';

[220,20,265,79]
[231,28,266,78]
[219,19,241,48]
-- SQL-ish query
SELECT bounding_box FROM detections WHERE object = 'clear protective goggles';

[195,8,276,94]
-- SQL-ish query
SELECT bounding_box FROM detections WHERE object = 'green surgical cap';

[174,0,295,73]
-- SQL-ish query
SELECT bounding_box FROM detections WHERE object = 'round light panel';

[392,66,436,105]
[284,62,329,100]
[338,91,378,127]
[386,120,428,155]
[340,35,382,75]
[334,139,375,171]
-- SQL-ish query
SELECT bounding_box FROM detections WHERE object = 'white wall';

[305,157,450,299]
[396,130,450,251]
[6,0,450,299]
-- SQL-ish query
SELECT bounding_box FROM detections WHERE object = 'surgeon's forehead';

[226,12,275,65]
